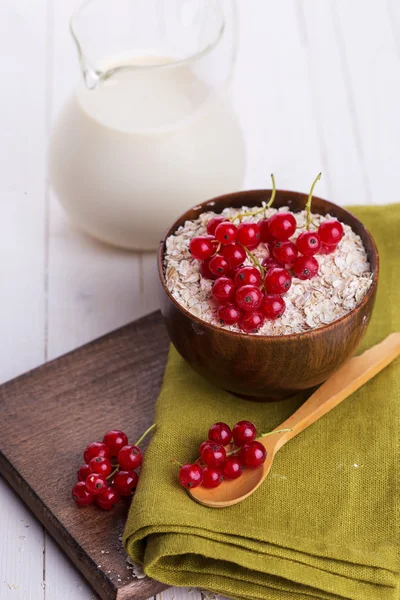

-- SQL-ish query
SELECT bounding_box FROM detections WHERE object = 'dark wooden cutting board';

[0,311,170,600]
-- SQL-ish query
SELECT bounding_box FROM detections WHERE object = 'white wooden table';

[1,1,400,598]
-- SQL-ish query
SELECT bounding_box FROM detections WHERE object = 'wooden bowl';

[157,190,379,400]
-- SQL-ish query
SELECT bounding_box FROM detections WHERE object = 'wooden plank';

[298,0,372,205]
[232,0,327,197]
[161,590,202,600]
[0,478,45,600]
[334,0,400,205]
[0,312,170,600]
[0,0,47,384]
[387,0,400,56]
[47,202,151,358]
[0,1,48,598]
[45,535,96,600]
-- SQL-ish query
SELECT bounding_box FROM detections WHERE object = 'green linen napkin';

[124,205,400,600]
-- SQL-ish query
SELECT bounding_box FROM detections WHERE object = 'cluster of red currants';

[189,175,344,333]
[72,425,155,510]
[179,420,267,490]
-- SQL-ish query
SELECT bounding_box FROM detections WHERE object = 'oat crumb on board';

[126,555,146,579]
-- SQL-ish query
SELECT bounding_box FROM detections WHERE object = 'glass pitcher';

[49,0,245,250]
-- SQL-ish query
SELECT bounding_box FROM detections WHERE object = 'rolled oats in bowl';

[164,205,373,336]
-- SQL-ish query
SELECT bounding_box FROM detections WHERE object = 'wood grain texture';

[159,190,379,399]
[0,312,170,600]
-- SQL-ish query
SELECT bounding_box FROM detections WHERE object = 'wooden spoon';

[189,333,400,508]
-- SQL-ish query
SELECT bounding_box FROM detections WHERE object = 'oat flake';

[164,207,373,335]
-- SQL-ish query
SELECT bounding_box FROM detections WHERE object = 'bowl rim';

[157,189,379,341]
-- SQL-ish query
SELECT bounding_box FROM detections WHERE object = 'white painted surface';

[1,1,399,598]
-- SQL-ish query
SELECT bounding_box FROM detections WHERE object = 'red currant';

[103,430,128,456]
[118,445,143,471]
[259,218,276,243]
[232,420,257,446]
[202,466,224,488]
[318,220,344,246]
[268,212,296,241]
[234,266,261,287]
[215,222,237,245]
[95,486,120,510]
[72,481,94,507]
[239,310,264,333]
[113,470,139,496]
[200,442,226,468]
[319,242,337,255]
[89,456,112,477]
[264,268,292,295]
[208,254,230,276]
[211,277,236,303]
[272,241,298,265]
[83,442,110,464]
[222,244,246,268]
[77,464,91,482]
[85,473,108,495]
[293,256,319,280]
[247,240,261,251]
[189,236,214,260]
[217,303,241,325]
[199,440,211,455]
[207,216,226,236]
[235,285,263,311]
[222,456,244,480]
[200,258,218,280]
[239,441,267,468]
[208,422,232,446]
[179,463,203,489]
[262,295,286,320]
[296,231,321,256]
[261,257,280,271]
[236,222,261,248]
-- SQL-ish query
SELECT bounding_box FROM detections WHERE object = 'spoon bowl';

[190,434,283,507]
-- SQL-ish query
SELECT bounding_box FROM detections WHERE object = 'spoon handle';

[276,333,400,444]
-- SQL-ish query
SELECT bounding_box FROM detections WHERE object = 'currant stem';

[171,459,184,468]
[229,173,276,223]
[240,243,265,281]
[266,173,276,209]
[134,423,156,447]
[305,173,322,230]
[230,206,266,223]
[226,448,240,457]
[107,466,119,481]
[225,428,293,458]
[261,428,293,438]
